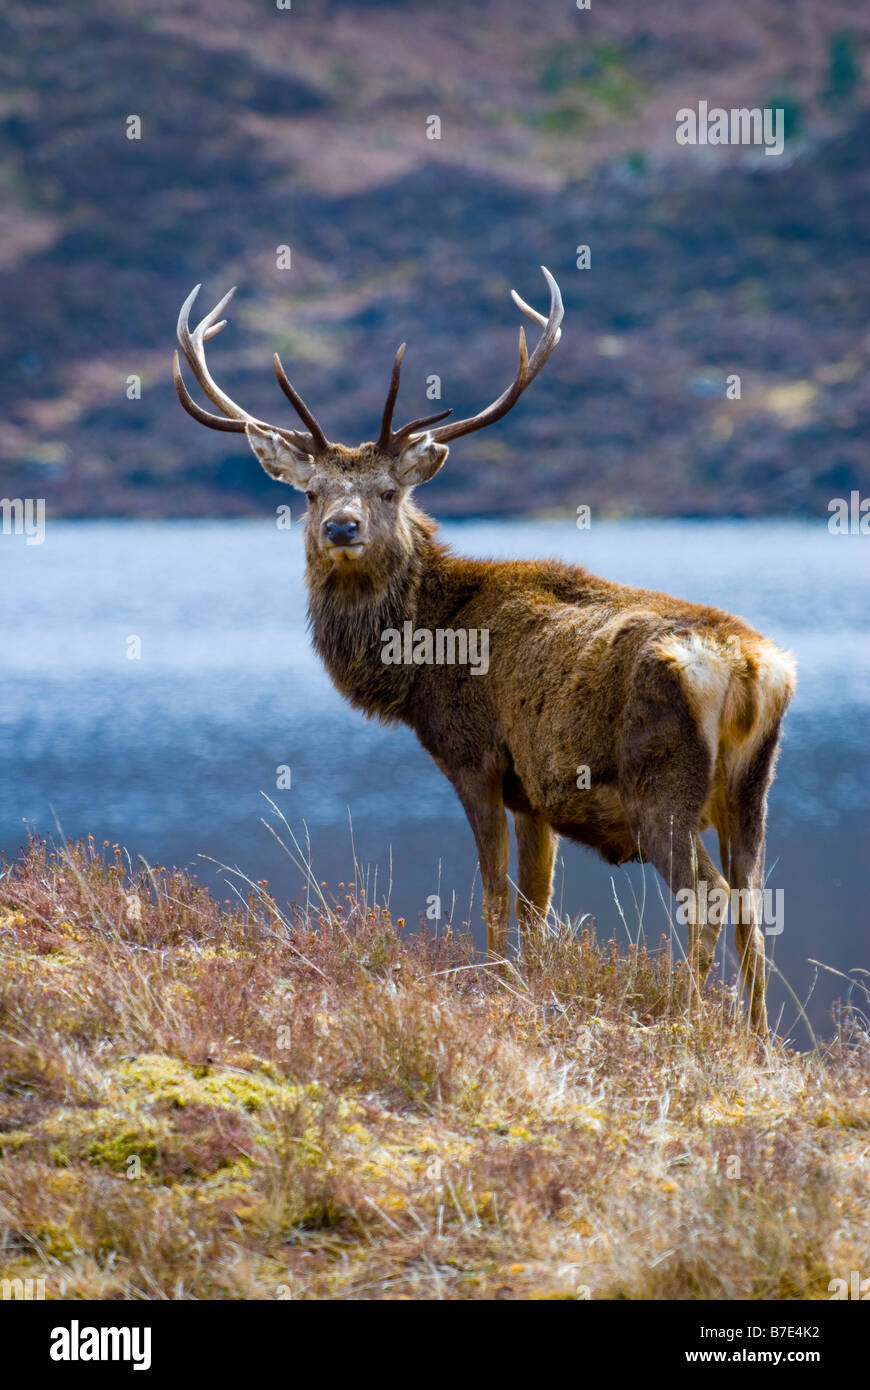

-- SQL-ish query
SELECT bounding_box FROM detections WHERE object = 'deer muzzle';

[322,512,366,558]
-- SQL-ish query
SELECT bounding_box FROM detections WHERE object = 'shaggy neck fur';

[305,503,444,722]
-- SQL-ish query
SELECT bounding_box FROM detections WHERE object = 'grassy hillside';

[1,0,869,517]
[0,837,867,1299]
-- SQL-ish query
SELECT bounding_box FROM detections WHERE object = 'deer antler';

[173,285,330,453]
[423,266,563,445]
[377,342,454,455]
[175,270,562,458]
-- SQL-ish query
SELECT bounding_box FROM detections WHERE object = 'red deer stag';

[173,270,795,1034]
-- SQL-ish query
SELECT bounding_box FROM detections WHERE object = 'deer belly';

[504,767,638,865]
[549,785,637,863]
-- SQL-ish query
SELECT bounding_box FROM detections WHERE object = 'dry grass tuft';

[0,836,867,1300]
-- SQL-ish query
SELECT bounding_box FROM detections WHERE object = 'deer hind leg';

[513,811,558,938]
[730,872,768,1036]
[455,776,511,958]
[685,838,731,994]
[620,667,727,1011]
[633,815,729,1007]
[716,729,782,1036]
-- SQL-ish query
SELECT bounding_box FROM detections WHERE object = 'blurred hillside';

[1,0,869,518]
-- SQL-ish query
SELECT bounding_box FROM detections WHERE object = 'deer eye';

[381,489,396,502]
[305,491,317,503]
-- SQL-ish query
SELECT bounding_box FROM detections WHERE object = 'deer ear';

[245,423,315,488]
[394,434,449,487]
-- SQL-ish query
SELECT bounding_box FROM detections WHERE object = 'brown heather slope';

[0,838,867,1300]
[0,0,869,517]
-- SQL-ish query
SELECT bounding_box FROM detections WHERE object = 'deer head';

[173,269,563,580]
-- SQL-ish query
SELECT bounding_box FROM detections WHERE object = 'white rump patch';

[655,632,732,760]
[752,643,798,738]
[654,630,797,770]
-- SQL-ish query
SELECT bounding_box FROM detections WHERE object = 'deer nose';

[323,517,360,546]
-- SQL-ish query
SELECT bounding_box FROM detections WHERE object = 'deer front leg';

[513,811,558,939]
[456,776,511,957]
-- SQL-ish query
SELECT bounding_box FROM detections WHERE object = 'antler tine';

[273,354,330,452]
[377,343,406,450]
[510,265,562,383]
[174,284,323,452]
[426,266,564,445]
[392,408,454,447]
[173,351,248,433]
[176,285,252,423]
[375,342,454,453]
